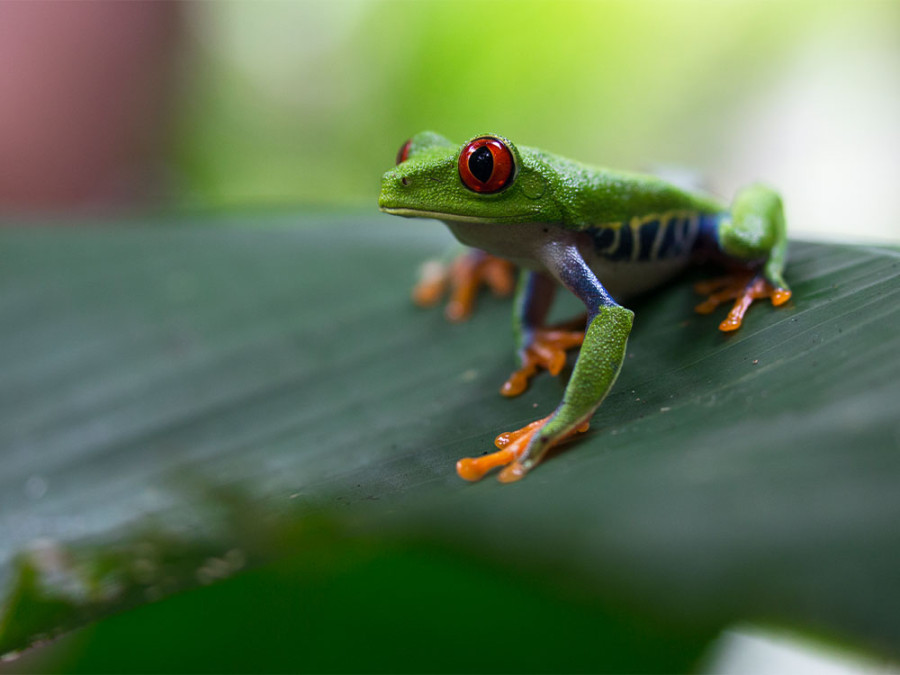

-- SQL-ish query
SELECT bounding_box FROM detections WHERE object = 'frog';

[379,132,791,483]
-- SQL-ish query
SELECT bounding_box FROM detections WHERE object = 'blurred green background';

[3,0,900,241]
[177,0,900,241]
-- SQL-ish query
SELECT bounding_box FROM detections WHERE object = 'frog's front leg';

[412,248,515,322]
[500,270,586,397]
[457,241,634,483]
[695,185,792,331]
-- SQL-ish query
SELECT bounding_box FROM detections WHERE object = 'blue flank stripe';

[588,212,723,262]
[695,212,723,256]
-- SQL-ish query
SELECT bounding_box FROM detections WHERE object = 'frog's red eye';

[458,136,515,193]
[396,138,412,165]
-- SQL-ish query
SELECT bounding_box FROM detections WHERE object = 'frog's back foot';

[694,272,791,332]
[456,414,590,483]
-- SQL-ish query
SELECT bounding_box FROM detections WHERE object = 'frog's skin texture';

[379,132,791,483]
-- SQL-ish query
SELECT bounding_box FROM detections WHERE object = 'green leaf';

[1,214,899,670]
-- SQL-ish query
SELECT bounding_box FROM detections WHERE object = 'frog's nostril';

[401,177,410,186]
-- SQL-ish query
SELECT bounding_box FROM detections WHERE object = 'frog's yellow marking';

[597,224,622,256]
[630,217,643,262]
[630,210,701,261]
[650,214,671,260]
[595,210,703,262]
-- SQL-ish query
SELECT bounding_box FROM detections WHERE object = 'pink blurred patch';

[0,1,183,211]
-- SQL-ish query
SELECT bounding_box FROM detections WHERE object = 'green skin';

[379,132,789,478]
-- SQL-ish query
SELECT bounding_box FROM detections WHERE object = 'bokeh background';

[3,3,900,671]
[1,0,899,241]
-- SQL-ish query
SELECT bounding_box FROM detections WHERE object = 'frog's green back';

[517,145,727,230]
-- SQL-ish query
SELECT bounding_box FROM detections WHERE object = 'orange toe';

[456,449,516,482]
[455,416,590,482]
[771,288,792,306]
[500,327,585,397]
[456,416,550,482]
[494,418,546,449]
[413,252,516,321]
[695,273,791,332]
[498,462,527,483]
[412,261,449,307]
[445,252,515,322]
[481,256,516,296]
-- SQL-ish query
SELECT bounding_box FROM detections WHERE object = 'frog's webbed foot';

[500,323,586,397]
[694,272,792,332]
[456,415,590,483]
[412,250,515,322]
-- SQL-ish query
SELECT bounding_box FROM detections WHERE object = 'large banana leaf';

[1,214,898,671]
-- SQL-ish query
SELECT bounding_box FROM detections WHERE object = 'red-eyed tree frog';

[379,132,791,483]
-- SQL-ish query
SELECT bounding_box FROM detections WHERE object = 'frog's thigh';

[719,184,786,260]
[719,184,789,291]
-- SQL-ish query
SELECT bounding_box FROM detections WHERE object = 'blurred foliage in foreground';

[0,217,898,671]
[2,508,713,674]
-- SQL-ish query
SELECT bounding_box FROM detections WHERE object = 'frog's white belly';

[445,220,692,303]
[578,253,689,301]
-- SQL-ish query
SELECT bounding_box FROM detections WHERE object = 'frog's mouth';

[378,206,511,224]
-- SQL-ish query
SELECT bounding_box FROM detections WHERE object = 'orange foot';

[456,415,590,483]
[412,251,515,322]
[694,273,791,332]
[500,326,585,397]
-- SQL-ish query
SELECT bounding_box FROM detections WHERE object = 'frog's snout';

[379,168,414,210]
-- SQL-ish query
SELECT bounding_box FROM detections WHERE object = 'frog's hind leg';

[697,184,792,332]
[457,244,634,483]
[456,415,590,482]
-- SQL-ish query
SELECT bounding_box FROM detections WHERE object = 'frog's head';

[379,132,562,224]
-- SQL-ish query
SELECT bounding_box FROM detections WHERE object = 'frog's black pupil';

[468,146,494,183]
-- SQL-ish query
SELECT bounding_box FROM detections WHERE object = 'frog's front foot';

[456,415,590,483]
[412,249,515,322]
[500,325,586,397]
[694,272,791,332]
